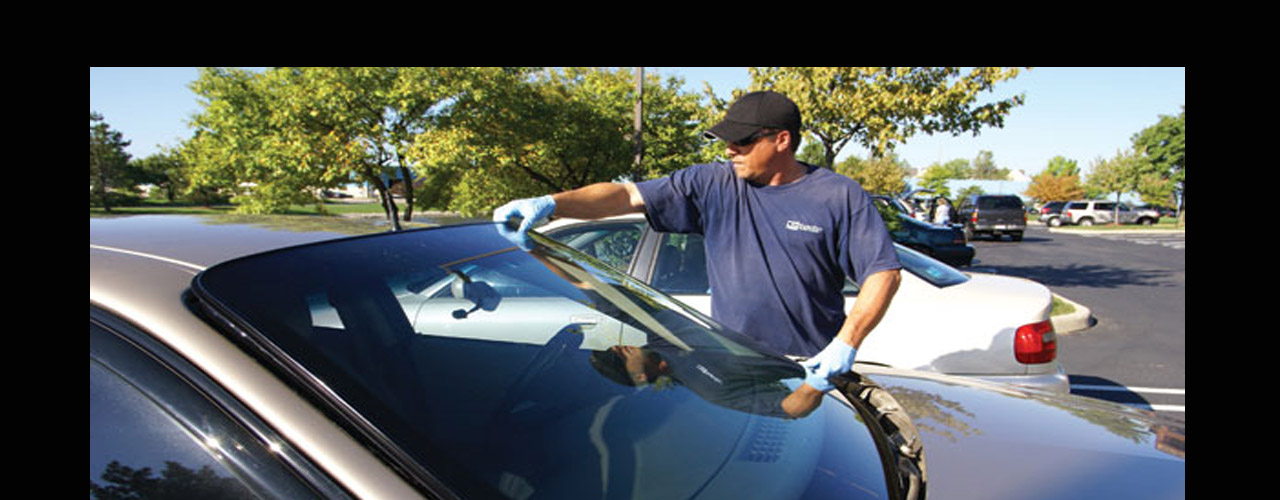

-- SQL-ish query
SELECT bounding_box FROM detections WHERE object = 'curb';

[1051,293,1093,334]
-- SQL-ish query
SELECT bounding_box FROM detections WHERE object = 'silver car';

[541,215,1068,394]
[1062,200,1162,226]
[90,215,1184,500]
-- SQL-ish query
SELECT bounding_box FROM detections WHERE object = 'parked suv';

[957,194,1027,241]
[1036,201,1067,227]
[1061,200,1161,226]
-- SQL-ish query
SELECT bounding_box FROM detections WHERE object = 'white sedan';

[541,214,1068,393]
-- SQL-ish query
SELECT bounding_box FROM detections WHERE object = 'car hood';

[858,366,1184,500]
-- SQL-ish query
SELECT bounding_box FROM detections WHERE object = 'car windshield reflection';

[193,222,890,499]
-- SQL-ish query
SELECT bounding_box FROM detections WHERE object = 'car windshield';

[193,223,890,499]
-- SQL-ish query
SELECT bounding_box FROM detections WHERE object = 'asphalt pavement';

[966,223,1185,424]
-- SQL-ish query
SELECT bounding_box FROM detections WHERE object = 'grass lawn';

[89,199,387,217]
[1052,217,1185,231]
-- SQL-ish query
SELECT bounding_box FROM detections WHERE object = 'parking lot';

[965,225,1185,424]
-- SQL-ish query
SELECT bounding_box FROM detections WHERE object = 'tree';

[1043,155,1080,177]
[835,153,909,195]
[1132,107,1185,224]
[1025,171,1085,202]
[90,112,134,212]
[797,141,830,167]
[183,67,317,215]
[409,68,711,217]
[1086,148,1143,224]
[132,148,188,202]
[1024,155,1084,202]
[745,67,1027,166]
[970,150,1010,180]
[90,460,249,500]
[919,158,971,198]
[183,67,479,228]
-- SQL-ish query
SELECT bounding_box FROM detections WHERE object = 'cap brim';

[704,120,759,143]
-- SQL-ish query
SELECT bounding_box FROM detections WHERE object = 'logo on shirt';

[696,364,723,385]
[785,220,824,234]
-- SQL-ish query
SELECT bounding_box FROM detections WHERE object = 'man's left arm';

[794,268,900,390]
[836,268,901,349]
[783,268,900,417]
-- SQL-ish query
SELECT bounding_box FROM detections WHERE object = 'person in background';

[933,196,952,225]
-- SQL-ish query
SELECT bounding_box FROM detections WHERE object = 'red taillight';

[1015,320,1056,364]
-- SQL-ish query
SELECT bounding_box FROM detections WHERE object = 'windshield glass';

[194,223,890,499]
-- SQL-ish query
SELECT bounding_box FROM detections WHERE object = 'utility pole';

[632,67,644,181]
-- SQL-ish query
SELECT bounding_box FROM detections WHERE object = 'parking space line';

[1071,385,1184,395]
[1133,404,1185,413]
[1071,384,1184,413]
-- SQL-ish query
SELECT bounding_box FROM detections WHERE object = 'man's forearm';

[836,269,901,348]
[551,182,646,220]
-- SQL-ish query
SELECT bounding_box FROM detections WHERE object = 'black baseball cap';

[704,90,802,143]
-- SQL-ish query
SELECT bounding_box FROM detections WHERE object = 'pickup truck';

[957,194,1027,242]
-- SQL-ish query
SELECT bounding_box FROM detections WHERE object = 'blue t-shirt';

[635,162,901,356]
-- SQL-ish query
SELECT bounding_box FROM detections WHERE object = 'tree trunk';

[399,165,414,221]
[362,168,402,231]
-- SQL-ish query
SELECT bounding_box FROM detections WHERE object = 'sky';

[90,67,1184,176]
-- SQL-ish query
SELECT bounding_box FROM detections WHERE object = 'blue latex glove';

[799,340,857,391]
[492,195,556,250]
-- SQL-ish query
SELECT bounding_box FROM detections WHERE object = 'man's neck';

[763,159,809,186]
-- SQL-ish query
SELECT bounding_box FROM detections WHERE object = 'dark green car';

[872,195,974,266]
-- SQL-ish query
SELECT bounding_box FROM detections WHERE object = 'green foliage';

[1131,107,1185,213]
[919,158,971,197]
[131,148,188,202]
[1043,155,1080,177]
[746,67,1027,165]
[182,67,480,223]
[970,150,1009,180]
[1085,148,1146,223]
[408,68,711,217]
[797,141,829,167]
[1025,170,1084,202]
[956,185,985,200]
[835,153,909,195]
[90,112,137,211]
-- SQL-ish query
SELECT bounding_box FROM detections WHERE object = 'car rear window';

[977,196,1024,210]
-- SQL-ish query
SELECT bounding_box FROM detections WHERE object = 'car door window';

[545,222,644,271]
[651,233,710,294]
[90,320,332,500]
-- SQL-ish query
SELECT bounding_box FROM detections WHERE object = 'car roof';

[90,215,387,268]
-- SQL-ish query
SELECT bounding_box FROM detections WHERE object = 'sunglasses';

[730,129,782,148]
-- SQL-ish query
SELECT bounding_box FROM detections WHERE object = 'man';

[494,91,901,409]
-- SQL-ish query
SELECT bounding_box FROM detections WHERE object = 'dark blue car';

[872,195,974,267]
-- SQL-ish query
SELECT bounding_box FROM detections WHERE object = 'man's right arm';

[551,182,646,219]
[493,182,646,249]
